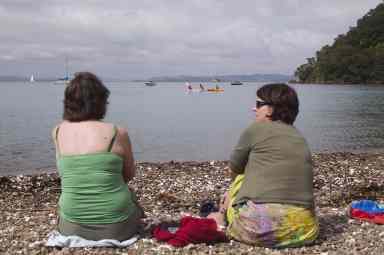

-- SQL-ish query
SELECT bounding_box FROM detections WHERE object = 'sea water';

[1,81,384,175]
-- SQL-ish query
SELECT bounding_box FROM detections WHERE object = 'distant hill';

[0,76,62,82]
[0,76,27,81]
[135,73,293,82]
[294,3,384,84]
[0,73,293,83]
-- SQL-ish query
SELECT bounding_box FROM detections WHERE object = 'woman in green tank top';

[52,72,143,241]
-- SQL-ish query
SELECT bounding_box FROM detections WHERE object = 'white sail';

[30,75,35,82]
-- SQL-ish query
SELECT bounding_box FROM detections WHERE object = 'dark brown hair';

[63,72,110,122]
[256,83,299,125]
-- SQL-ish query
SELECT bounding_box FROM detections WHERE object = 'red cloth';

[153,216,227,247]
[350,208,384,224]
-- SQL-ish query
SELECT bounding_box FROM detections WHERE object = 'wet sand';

[1,152,384,254]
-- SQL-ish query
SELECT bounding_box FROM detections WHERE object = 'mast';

[65,56,69,80]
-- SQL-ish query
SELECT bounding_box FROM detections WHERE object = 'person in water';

[185,82,192,90]
[52,72,143,241]
[207,83,318,248]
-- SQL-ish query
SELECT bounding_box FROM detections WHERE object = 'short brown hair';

[63,72,110,122]
[256,83,299,125]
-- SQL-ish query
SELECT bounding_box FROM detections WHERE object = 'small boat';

[54,78,70,85]
[145,81,156,86]
[54,57,71,85]
[231,81,243,85]
[29,75,35,83]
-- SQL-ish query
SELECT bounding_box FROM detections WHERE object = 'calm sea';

[1,81,384,175]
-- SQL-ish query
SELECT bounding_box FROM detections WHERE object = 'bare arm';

[119,128,136,183]
[51,125,60,160]
[230,168,238,181]
[224,165,239,181]
[51,126,57,145]
[229,126,253,177]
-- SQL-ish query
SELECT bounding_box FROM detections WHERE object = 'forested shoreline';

[295,3,384,85]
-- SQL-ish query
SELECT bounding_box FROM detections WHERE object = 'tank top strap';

[54,125,61,156]
[107,126,118,152]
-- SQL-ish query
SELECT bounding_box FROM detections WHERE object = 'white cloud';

[0,0,382,79]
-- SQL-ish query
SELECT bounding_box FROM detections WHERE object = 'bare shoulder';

[116,126,129,138]
[112,126,132,154]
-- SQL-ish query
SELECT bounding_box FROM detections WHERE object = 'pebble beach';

[1,152,384,255]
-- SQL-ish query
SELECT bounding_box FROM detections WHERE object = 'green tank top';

[56,126,137,224]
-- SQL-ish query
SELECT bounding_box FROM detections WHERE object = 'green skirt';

[58,207,143,241]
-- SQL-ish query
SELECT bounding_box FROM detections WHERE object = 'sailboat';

[54,57,70,85]
[29,75,35,83]
[230,81,243,85]
[54,76,70,85]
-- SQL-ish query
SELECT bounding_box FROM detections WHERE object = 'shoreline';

[3,149,384,177]
[2,151,384,254]
[288,81,384,86]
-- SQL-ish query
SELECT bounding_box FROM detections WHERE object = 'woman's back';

[52,72,142,241]
[56,121,124,157]
[55,121,137,225]
[208,83,318,248]
[230,121,313,208]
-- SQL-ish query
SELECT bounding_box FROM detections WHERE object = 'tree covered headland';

[295,3,384,84]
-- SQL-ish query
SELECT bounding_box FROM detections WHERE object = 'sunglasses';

[256,100,272,109]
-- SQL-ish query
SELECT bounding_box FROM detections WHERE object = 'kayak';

[207,88,224,92]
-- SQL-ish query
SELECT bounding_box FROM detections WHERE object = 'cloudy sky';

[0,0,382,80]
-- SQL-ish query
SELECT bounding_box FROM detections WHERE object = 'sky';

[0,0,382,80]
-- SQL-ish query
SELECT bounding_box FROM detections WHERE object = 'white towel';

[45,230,139,248]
